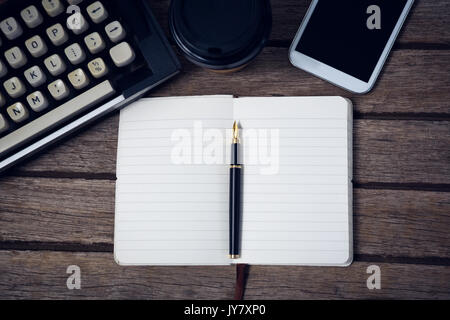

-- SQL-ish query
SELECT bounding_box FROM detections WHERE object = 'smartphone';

[289,0,414,94]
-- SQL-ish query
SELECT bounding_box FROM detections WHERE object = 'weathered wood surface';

[244,262,450,299]
[11,116,450,185]
[0,177,449,259]
[0,251,235,300]
[149,48,450,114]
[0,0,449,300]
[0,177,115,245]
[0,251,447,300]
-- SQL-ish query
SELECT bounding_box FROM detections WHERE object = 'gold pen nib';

[232,121,240,144]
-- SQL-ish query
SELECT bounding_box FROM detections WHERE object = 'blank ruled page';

[234,97,353,266]
[115,95,353,266]
[114,96,233,265]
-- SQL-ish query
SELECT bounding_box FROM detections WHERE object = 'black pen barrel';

[229,165,241,258]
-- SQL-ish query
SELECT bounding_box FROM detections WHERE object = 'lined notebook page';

[115,96,233,265]
[234,97,353,265]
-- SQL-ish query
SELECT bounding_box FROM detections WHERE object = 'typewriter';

[0,0,180,172]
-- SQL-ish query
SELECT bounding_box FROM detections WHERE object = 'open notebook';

[114,96,353,266]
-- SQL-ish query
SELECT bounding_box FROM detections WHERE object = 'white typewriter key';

[24,66,47,88]
[87,58,108,78]
[0,92,5,107]
[64,43,86,65]
[4,47,28,69]
[67,13,89,35]
[46,23,68,46]
[48,79,69,100]
[84,32,105,54]
[0,114,9,134]
[7,102,29,123]
[27,91,49,112]
[25,35,48,58]
[68,68,89,90]
[110,42,135,67]
[44,54,66,76]
[3,77,26,98]
[0,59,7,78]
[42,0,65,17]
[105,21,126,43]
[87,1,109,24]
[0,17,23,40]
[21,5,44,28]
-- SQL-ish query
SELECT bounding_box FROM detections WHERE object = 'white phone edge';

[288,0,415,94]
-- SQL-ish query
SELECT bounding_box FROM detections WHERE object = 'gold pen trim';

[230,165,242,169]
[232,121,240,144]
[229,254,240,259]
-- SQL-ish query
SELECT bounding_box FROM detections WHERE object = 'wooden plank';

[149,48,450,114]
[354,120,450,184]
[354,188,450,258]
[244,262,450,299]
[0,251,235,299]
[148,0,450,45]
[1,177,449,258]
[11,117,450,185]
[0,251,447,299]
[0,177,115,245]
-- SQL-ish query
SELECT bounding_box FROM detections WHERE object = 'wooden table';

[0,0,449,299]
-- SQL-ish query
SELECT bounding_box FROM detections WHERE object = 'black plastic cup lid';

[169,0,272,70]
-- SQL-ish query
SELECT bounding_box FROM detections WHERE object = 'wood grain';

[148,48,450,114]
[0,177,115,245]
[0,251,235,300]
[0,251,447,299]
[1,177,449,258]
[11,116,450,185]
[353,120,450,184]
[244,262,450,299]
[148,0,450,46]
[354,188,450,258]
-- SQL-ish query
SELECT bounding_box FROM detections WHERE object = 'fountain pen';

[229,121,242,259]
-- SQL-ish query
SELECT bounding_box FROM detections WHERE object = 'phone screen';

[295,0,408,82]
